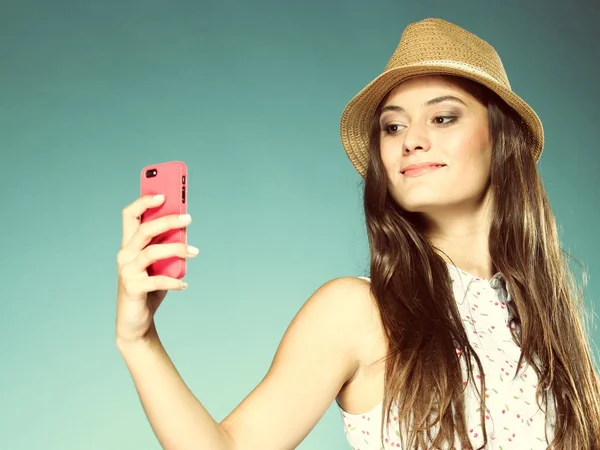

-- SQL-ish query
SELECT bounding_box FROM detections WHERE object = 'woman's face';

[378,76,492,216]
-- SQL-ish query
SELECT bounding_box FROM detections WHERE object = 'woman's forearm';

[118,333,237,450]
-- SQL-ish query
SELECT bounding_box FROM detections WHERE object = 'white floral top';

[339,265,555,449]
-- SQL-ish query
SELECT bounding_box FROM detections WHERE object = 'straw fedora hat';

[340,18,544,178]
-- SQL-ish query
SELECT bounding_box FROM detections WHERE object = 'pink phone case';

[140,161,188,279]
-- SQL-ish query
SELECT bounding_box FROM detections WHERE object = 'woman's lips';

[401,163,446,177]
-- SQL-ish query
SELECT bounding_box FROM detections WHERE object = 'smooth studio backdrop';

[1,0,598,449]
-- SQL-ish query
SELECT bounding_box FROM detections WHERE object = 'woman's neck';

[423,199,494,280]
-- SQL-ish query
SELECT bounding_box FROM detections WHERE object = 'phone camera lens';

[182,176,186,184]
[145,169,158,178]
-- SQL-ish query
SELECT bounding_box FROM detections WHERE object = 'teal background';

[1,0,598,449]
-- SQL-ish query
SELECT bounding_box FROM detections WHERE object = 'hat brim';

[340,63,544,178]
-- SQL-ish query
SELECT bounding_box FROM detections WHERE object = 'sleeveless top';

[338,265,555,449]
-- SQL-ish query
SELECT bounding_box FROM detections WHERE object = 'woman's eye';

[433,115,457,125]
[384,124,403,134]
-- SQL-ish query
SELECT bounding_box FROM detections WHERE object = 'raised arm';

[116,194,372,450]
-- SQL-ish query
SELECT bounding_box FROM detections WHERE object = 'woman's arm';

[119,276,372,450]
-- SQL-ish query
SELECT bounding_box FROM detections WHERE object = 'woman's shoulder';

[305,276,384,361]
[297,276,377,334]
[311,276,373,312]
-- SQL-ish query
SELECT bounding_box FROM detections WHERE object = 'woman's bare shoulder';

[310,276,376,320]
[309,276,384,358]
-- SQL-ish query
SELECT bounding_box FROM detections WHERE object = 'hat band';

[395,59,511,89]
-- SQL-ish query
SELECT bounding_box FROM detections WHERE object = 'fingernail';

[153,194,164,201]
[179,214,191,223]
[182,281,188,289]
[187,245,199,255]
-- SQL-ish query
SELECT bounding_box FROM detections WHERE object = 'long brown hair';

[363,76,600,449]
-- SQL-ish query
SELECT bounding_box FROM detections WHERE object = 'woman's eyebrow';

[380,95,467,115]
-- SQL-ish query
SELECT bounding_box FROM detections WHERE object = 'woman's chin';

[398,198,445,213]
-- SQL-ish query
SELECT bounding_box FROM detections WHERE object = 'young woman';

[115,18,600,449]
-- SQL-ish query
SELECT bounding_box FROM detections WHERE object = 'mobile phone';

[140,161,188,279]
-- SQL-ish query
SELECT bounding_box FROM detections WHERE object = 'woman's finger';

[122,275,188,296]
[125,213,191,253]
[128,243,199,274]
[121,194,166,248]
